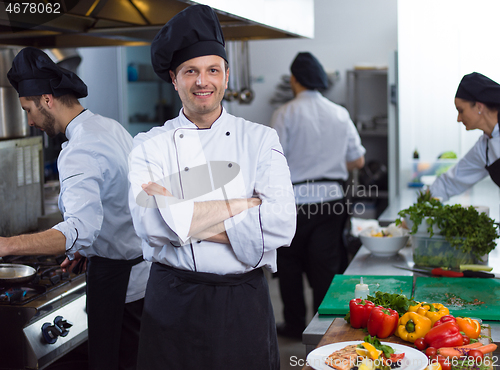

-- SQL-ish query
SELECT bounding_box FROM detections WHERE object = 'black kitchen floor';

[266,271,313,370]
[44,342,88,370]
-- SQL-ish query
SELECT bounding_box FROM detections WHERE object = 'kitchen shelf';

[346,68,389,219]
[124,46,182,134]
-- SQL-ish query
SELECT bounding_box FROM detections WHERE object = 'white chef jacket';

[270,90,366,204]
[429,123,500,201]
[52,110,150,303]
[128,108,296,274]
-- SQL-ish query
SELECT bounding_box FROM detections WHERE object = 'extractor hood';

[0,0,314,48]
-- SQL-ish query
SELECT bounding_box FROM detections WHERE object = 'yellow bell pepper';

[408,302,449,325]
[395,312,432,343]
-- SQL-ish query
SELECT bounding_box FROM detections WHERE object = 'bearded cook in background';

[0,47,150,370]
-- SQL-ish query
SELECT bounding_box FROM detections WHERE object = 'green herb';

[396,191,499,260]
[363,335,395,358]
[367,291,417,316]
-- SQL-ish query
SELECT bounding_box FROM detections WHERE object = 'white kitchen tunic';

[128,108,296,274]
[429,123,500,201]
[270,90,366,204]
[52,110,149,302]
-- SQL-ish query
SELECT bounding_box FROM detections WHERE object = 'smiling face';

[455,97,482,131]
[20,96,58,137]
[170,55,228,128]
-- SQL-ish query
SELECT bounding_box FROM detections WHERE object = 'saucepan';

[0,263,37,286]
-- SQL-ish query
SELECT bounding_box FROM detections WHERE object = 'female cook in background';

[429,72,500,200]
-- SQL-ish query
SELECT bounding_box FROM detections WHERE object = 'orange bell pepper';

[456,317,481,339]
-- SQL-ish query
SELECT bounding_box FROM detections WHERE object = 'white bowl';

[359,228,410,257]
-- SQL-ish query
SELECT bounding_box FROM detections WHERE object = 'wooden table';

[301,318,493,370]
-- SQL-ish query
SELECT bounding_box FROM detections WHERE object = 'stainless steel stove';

[0,255,87,370]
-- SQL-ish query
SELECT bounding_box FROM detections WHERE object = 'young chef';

[0,47,150,370]
[429,72,500,199]
[127,4,296,370]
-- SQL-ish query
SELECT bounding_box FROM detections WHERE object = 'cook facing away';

[0,47,150,370]
[429,72,500,199]
[128,4,296,370]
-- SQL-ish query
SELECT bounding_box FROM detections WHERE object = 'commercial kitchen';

[1,0,500,370]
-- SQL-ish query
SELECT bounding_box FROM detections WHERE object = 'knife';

[393,265,498,278]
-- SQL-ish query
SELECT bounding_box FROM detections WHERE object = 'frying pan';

[0,263,37,286]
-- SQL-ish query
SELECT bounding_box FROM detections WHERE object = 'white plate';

[306,340,428,370]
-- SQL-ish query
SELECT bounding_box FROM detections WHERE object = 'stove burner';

[0,254,85,306]
[0,285,47,304]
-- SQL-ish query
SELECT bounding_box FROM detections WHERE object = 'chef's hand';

[61,251,87,274]
[247,197,262,208]
[0,236,8,257]
[141,181,173,197]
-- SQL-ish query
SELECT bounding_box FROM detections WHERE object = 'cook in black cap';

[429,71,500,198]
[7,46,87,137]
[149,4,230,128]
[131,5,295,370]
[4,46,149,370]
[270,52,365,340]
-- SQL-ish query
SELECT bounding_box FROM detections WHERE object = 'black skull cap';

[290,52,329,90]
[455,72,500,105]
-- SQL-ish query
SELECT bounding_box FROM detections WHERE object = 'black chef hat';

[7,47,87,99]
[455,72,500,105]
[151,4,227,83]
[290,52,329,90]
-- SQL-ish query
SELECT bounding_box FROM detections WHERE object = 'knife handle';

[431,268,464,277]
[462,270,495,278]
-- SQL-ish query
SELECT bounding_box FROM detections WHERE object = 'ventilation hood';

[0,0,314,48]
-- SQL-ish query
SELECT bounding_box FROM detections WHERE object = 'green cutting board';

[413,277,500,321]
[318,275,413,315]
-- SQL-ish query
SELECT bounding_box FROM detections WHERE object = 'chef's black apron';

[485,140,500,187]
[137,263,279,370]
[86,255,144,370]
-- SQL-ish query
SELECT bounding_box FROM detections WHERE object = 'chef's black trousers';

[137,263,279,370]
[277,198,348,330]
[86,256,144,370]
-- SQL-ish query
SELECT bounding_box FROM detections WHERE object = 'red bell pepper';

[433,315,456,327]
[424,321,464,348]
[349,299,375,329]
[367,305,399,338]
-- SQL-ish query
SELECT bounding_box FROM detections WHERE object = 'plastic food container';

[412,235,477,268]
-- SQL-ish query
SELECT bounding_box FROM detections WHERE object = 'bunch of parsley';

[396,191,499,259]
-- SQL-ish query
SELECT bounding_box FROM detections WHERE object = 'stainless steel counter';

[302,244,500,354]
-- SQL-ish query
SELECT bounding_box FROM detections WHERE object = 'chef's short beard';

[38,104,57,138]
